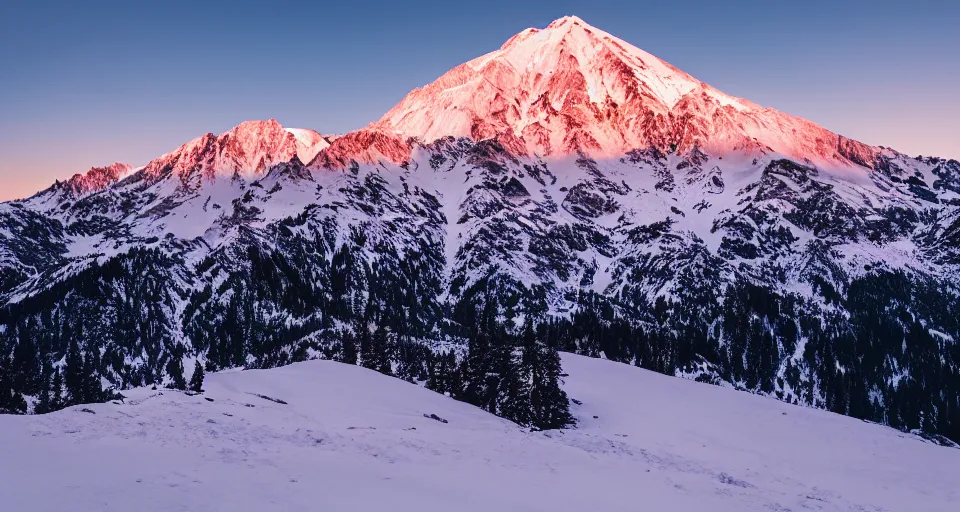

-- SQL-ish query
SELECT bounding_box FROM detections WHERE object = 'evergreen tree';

[485,326,513,416]
[374,325,393,376]
[12,327,41,396]
[189,360,205,393]
[358,322,373,369]
[499,323,534,425]
[530,336,574,430]
[392,336,423,382]
[166,356,186,390]
[34,357,53,414]
[362,324,392,376]
[461,327,492,409]
[341,331,358,365]
[81,352,105,403]
[50,368,64,411]
[64,336,85,406]
[447,351,464,398]
[0,353,27,414]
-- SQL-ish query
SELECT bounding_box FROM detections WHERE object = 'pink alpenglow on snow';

[373,16,880,167]
[18,16,899,194]
[141,119,330,187]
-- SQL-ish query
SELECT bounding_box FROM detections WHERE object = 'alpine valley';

[2,16,959,444]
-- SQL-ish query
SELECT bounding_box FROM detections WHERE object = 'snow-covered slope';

[286,127,331,164]
[1,353,956,512]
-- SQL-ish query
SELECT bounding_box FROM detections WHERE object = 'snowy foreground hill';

[2,353,957,512]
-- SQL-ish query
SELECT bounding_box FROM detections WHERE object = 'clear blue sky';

[1,0,958,200]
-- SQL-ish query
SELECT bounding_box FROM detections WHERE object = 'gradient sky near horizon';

[1,0,958,201]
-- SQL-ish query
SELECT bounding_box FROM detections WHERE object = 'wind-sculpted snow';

[1,354,957,511]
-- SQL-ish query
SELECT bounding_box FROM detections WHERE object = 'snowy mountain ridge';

[1,16,960,445]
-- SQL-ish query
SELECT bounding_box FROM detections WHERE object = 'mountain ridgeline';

[2,16,960,442]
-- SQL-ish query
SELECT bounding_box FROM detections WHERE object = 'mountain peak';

[142,120,329,185]
[21,161,134,207]
[373,17,876,166]
[285,127,331,164]
[546,15,587,29]
[499,15,592,51]
[56,162,134,198]
[227,119,285,139]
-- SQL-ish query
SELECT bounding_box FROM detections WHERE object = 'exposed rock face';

[307,129,410,168]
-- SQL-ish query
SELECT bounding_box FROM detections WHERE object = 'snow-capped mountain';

[24,162,136,210]
[59,162,135,197]
[374,15,878,166]
[140,119,328,184]
[1,16,959,444]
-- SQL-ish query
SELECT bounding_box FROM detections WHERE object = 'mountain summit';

[142,119,329,186]
[374,16,876,165]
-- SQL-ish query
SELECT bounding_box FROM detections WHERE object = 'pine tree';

[485,327,511,416]
[491,322,528,425]
[64,336,85,406]
[425,350,451,395]
[81,352,105,403]
[759,329,777,394]
[189,360,205,393]
[341,331,358,365]
[13,327,41,396]
[461,327,492,409]
[34,357,53,414]
[0,353,27,414]
[358,322,373,369]
[531,336,574,430]
[51,368,64,410]
[425,351,440,392]
[499,350,532,425]
[452,352,468,401]
[167,356,186,390]
[373,325,392,376]
[392,336,422,383]
[361,324,392,375]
